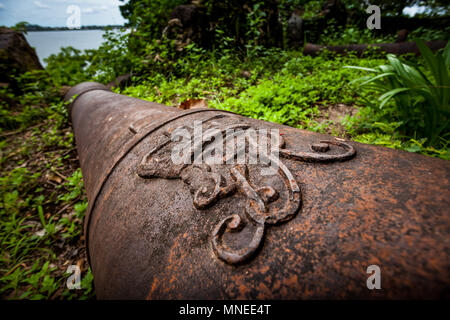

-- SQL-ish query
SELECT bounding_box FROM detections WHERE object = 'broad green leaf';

[443,40,450,69]
[415,39,440,85]
[358,72,395,86]
[343,66,378,72]
[378,88,411,109]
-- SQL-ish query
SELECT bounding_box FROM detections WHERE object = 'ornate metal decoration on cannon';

[136,114,356,264]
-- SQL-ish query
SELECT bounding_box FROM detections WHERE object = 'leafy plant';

[407,26,450,42]
[319,23,396,45]
[44,47,94,86]
[11,21,29,34]
[58,169,84,203]
[346,40,450,147]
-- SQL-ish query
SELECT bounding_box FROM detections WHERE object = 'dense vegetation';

[0,0,449,299]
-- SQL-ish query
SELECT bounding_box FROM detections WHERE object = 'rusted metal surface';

[66,82,450,300]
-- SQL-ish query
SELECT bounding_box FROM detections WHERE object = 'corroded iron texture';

[67,82,450,300]
[135,114,356,265]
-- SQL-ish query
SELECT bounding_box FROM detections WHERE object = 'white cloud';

[52,0,122,6]
[403,5,427,17]
[1,0,126,27]
[81,7,93,13]
[34,1,50,9]
[81,5,109,14]
[96,5,108,12]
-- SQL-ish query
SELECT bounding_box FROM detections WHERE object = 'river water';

[25,30,107,67]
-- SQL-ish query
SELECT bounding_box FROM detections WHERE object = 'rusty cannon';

[65,82,450,300]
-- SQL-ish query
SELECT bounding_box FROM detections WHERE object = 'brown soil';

[315,103,358,137]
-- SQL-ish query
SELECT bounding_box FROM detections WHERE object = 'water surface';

[25,30,107,66]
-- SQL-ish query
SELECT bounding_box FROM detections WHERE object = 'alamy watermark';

[66,5,81,29]
[366,5,381,30]
[66,265,81,290]
[366,265,382,290]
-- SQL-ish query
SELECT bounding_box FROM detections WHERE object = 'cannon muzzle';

[66,82,450,299]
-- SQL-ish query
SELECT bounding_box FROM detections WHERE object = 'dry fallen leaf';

[178,99,208,110]
[77,258,86,272]
[45,172,62,184]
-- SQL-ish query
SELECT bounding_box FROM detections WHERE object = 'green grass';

[119,47,449,159]
[0,88,94,299]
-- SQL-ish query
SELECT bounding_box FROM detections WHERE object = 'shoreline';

[4,26,125,32]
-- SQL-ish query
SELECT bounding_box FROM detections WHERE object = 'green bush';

[44,47,94,86]
[346,40,450,147]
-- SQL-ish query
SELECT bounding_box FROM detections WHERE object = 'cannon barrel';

[65,82,450,299]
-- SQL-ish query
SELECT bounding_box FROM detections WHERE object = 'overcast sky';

[0,0,127,27]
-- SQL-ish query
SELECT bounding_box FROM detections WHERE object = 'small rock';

[34,229,46,237]
[240,70,251,79]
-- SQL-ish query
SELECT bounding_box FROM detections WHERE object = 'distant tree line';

[26,24,124,31]
[7,22,125,32]
[117,0,449,50]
